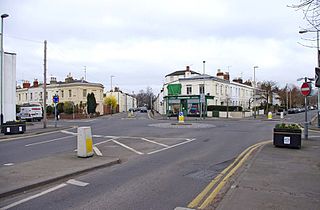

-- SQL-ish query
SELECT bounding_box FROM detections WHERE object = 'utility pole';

[43,40,47,128]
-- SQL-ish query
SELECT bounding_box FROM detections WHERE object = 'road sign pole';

[54,103,57,128]
[305,95,308,140]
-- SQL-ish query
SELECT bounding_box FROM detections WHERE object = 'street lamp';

[299,29,320,127]
[253,66,259,118]
[1,13,9,131]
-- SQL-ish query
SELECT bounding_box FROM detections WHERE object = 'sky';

[0,0,317,94]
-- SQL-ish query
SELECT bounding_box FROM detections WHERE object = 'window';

[216,84,219,94]
[61,90,64,98]
[46,92,48,100]
[19,94,21,101]
[69,90,72,97]
[186,85,192,95]
[30,93,33,100]
[25,93,27,100]
[83,89,87,98]
[199,84,204,94]
[221,85,223,95]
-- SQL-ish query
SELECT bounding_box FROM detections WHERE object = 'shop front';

[165,95,214,117]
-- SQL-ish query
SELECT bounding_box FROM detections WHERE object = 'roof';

[165,70,200,77]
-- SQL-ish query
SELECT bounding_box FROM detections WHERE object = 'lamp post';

[299,29,320,127]
[0,14,9,132]
[253,66,259,118]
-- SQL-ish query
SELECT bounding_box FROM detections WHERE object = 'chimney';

[223,72,230,81]
[216,69,224,79]
[23,80,31,88]
[50,76,57,84]
[33,79,39,87]
[185,66,191,78]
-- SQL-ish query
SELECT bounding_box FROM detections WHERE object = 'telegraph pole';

[43,40,47,128]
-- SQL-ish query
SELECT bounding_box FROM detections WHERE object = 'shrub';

[46,105,53,115]
[63,101,74,114]
[275,123,300,130]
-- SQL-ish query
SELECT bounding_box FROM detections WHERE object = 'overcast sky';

[1,0,316,94]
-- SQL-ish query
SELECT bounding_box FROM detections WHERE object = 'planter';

[3,123,26,135]
[273,128,301,149]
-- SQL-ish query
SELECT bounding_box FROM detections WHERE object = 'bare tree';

[290,0,320,29]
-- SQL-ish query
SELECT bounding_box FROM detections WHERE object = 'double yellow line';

[188,140,271,209]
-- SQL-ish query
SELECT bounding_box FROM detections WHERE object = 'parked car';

[140,107,148,113]
[276,108,287,115]
[19,104,43,121]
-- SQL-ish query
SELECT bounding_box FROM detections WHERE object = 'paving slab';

[215,139,320,210]
[0,152,120,198]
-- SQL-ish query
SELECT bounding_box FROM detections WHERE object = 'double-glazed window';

[199,84,204,94]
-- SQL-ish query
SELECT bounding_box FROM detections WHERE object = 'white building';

[105,87,137,112]
[155,66,256,116]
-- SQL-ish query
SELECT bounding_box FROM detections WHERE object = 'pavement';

[0,119,120,199]
[212,137,320,210]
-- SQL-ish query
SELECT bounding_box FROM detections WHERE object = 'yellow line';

[187,140,270,209]
[198,142,269,209]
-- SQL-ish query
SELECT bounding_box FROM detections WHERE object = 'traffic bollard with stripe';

[77,127,94,157]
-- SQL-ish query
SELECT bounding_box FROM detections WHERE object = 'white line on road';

[66,179,89,187]
[60,130,77,135]
[148,138,196,155]
[112,140,144,155]
[0,183,67,210]
[140,138,169,148]
[3,163,14,166]
[25,136,74,147]
[93,146,103,156]
[94,139,114,146]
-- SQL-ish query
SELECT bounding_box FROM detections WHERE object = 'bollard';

[178,111,184,123]
[77,127,94,157]
[280,112,284,119]
[268,112,272,120]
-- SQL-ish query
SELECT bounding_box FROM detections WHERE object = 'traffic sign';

[301,82,311,96]
[315,67,320,87]
[53,95,59,103]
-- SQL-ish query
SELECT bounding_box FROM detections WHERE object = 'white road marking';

[66,179,89,187]
[25,136,74,147]
[0,183,67,210]
[112,140,144,155]
[93,146,103,156]
[148,138,196,155]
[60,130,77,135]
[140,138,169,148]
[3,163,14,166]
[94,139,114,146]
[93,135,103,138]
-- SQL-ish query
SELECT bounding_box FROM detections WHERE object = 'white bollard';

[280,112,284,119]
[77,127,94,157]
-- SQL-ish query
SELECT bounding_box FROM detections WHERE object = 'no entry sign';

[301,82,311,96]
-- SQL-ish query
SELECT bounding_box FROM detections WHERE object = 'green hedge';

[207,105,242,112]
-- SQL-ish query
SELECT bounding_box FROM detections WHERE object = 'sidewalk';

[214,138,320,210]
[0,152,120,198]
[0,122,72,140]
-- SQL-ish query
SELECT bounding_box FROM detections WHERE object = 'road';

[0,111,311,209]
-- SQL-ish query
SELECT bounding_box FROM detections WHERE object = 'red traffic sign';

[301,82,311,96]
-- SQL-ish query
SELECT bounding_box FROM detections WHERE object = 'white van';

[18,104,43,121]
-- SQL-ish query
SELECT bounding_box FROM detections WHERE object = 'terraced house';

[154,66,256,116]
[16,73,104,114]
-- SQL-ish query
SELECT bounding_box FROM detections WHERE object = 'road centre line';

[25,136,74,147]
[188,140,271,209]
[147,138,196,155]
[112,140,144,155]
[140,138,169,147]
[0,183,68,210]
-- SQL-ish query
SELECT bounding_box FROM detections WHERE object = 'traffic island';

[273,123,302,149]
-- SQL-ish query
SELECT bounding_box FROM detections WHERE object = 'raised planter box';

[3,123,26,135]
[273,128,301,149]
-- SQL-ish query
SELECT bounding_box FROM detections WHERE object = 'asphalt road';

[0,112,299,209]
